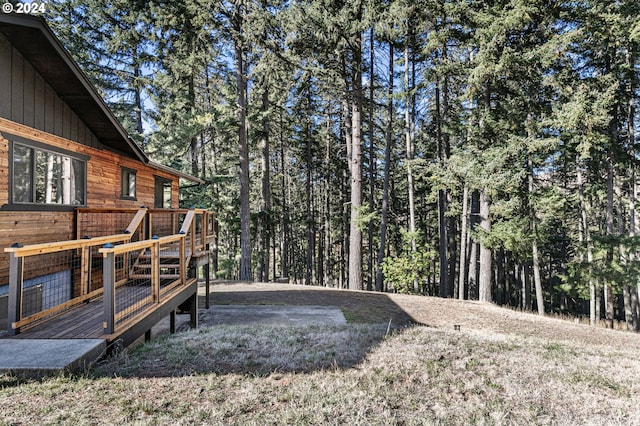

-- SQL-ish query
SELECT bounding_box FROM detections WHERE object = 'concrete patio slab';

[202,305,347,326]
[0,339,106,377]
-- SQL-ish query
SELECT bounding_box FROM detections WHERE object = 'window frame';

[7,134,88,210]
[154,176,172,209]
[120,167,137,201]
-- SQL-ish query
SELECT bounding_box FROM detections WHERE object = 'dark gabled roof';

[0,13,147,162]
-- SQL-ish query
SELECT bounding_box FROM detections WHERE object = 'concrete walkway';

[0,339,106,378]
[202,305,347,326]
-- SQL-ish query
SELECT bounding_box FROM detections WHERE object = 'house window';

[11,140,86,206]
[154,176,172,208]
[121,167,137,200]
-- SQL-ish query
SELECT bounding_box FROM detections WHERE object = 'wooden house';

[0,14,213,346]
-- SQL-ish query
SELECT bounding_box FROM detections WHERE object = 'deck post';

[151,237,160,303]
[7,252,24,335]
[81,244,91,297]
[190,209,196,259]
[170,309,176,333]
[189,293,198,329]
[205,243,210,309]
[179,235,186,286]
[103,250,116,334]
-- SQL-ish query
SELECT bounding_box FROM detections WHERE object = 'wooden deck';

[1,278,199,349]
[2,208,213,357]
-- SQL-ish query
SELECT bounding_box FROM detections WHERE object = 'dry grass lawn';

[1,281,640,425]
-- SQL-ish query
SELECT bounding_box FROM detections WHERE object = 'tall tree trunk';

[279,109,289,279]
[496,248,505,304]
[259,87,271,282]
[523,262,532,310]
[436,53,455,298]
[133,58,144,136]
[376,42,393,293]
[342,80,352,289]
[478,191,492,303]
[188,72,199,178]
[342,165,348,289]
[349,33,364,291]
[324,115,332,286]
[458,186,469,300]
[604,149,615,329]
[527,117,545,316]
[233,9,251,280]
[435,81,448,297]
[578,164,597,325]
[305,90,314,286]
[468,190,480,299]
[404,43,418,293]
[367,26,376,292]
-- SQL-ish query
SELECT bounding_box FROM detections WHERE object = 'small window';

[10,139,86,206]
[121,167,137,200]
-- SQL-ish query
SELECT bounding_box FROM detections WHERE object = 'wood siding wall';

[0,118,180,286]
[0,33,102,150]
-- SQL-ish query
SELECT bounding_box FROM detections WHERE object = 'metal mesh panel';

[194,213,203,248]
[113,249,153,325]
[159,239,183,295]
[107,237,185,329]
[77,210,142,240]
[149,210,186,237]
[20,249,79,323]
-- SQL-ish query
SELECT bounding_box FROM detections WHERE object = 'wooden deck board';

[3,281,197,343]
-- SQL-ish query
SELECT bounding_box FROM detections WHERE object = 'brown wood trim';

[98,234,184,257]
[5,233,132,256]
[124,208,147,235]
[0,117,85,157]
[76,207,145,214]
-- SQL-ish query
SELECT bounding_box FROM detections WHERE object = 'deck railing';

[4,233,140,335]
[3,207,213,335]
[76,208,148,240]
[147,208,214,255]
[77,207,215,252]
[99,233,187,335]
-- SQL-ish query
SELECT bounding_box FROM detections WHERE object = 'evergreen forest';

[44,0,640,331]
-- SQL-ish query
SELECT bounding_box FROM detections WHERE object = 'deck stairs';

[128,248,192,282]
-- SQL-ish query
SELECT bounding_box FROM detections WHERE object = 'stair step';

[129,274,181,280]
[138,252,182,259]
[133,263,180,269]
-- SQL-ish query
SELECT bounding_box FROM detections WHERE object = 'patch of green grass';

[569,371,630,397]
[465,358,481,370]
[542,341,578,362]
[340,308,357,323]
